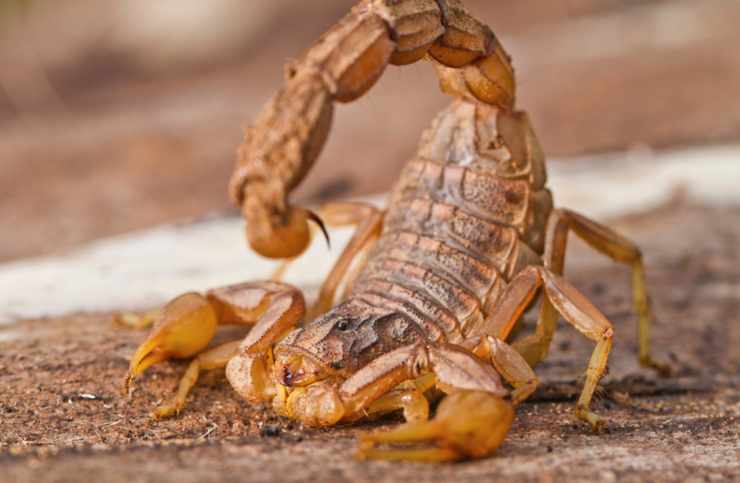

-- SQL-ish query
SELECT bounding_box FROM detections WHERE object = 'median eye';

[336,320,350,331]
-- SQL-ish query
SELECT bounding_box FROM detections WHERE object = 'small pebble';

[260,424,281,437]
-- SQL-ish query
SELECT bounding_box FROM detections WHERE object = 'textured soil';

[1,203,738,482]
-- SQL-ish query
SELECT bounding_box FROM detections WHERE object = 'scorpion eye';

[336,320,350,331]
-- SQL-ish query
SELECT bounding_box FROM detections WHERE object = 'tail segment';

[231,0,517,259]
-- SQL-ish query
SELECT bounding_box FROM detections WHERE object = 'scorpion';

[123,0,670,462]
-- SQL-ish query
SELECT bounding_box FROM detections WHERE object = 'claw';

[357,390,514,462]
[124,293,217,394]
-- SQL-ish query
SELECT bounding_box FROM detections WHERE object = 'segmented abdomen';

[350,100,553,344]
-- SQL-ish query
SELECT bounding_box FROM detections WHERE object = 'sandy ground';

[1,202,738,482]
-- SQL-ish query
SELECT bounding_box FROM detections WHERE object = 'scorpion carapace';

[123,0,670,462]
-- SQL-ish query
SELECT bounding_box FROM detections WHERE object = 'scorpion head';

[273,299,423,388]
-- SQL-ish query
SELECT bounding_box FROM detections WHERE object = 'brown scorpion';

[123,0,670,462]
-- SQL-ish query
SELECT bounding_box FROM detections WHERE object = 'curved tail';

[230,0,516,259]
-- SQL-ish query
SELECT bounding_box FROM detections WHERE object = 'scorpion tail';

[229,4,393,260]
[230,1,519,260]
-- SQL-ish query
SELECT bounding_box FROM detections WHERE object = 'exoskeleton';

[124,0,669,462]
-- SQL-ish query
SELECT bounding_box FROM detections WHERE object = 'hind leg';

[475,266,614,428]
[513,209,670,376]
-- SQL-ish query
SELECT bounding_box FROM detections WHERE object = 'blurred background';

[1,0,739,263]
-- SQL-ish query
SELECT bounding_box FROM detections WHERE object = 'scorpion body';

[124,0,670,462]
[352,101,551,346]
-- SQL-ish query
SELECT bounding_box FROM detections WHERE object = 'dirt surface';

[1,202,738,482]
[2,0,740,262]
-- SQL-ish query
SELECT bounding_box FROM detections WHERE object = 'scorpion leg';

[309,202,384,318]
[124,282,305,417]
[115,308,163,330]
[354,344,514,462]
[365,385,430,423]
[476,266,614,429]
[514,209,670,376]
[472,335,539,405]
[270,202,384,320]
[364,373,436,422]
[151,340,240,418]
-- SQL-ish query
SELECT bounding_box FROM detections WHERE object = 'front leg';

[472,335,539,405]
[472,266,615,429]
